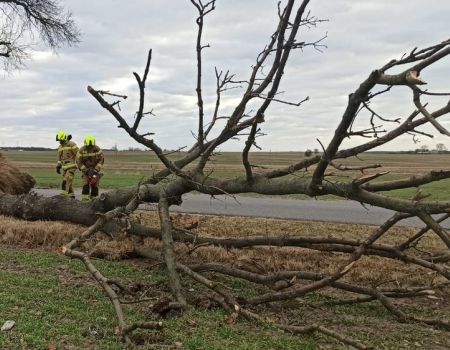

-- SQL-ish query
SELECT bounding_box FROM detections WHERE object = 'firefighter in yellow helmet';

[56,130,79,198]
[76,135,104,201]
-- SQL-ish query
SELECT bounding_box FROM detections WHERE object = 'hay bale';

[0,152,36,194]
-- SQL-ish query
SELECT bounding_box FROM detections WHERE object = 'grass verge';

[0,213,449,349]
[0,247,316,350]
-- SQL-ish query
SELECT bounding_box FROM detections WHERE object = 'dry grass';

[0,215,83,248]
[0,152,35,194]
[0,211,447,289]
[2,212,449,350]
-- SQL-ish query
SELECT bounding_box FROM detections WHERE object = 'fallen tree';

[2,0,450,348]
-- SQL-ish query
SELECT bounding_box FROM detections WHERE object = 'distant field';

[4,150,450,200]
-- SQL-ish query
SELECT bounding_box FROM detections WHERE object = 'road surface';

[31,188,448,228]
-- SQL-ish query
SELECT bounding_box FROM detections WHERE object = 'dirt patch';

[0,152,36,194]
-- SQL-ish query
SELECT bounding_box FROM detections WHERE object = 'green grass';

[1,246,449,349]
[0,249,158,349]
[25,169,150,189]
[0,248,317,350]
[382,178,450,200]
[164,309,317,350]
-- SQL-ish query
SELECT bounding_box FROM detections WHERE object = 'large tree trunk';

[0,192,97,223]
[0,175,188,222]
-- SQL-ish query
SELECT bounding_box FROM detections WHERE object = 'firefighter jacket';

[57,140,78,171]
[76,145,104,172]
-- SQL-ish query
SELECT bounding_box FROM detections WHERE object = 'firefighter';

[76,135,104,201]
[56,130,78,198]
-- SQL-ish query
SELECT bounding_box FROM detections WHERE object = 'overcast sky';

[1,0,449,151]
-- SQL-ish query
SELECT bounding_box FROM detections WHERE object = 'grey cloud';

[1,0,449,152]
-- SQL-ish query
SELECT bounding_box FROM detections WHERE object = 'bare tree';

[421,144,430,153]
[436,142,448,152]
[1,0,450,347]
[0,0,79,70]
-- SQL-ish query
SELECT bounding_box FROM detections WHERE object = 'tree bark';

[158,194,187,306]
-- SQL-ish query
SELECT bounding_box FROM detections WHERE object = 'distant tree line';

[303,143,450,156]
[0,146,53,151]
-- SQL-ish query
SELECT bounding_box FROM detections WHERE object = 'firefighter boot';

[60,180,68,196]
[81,184,91,201]
[90,185,99,200]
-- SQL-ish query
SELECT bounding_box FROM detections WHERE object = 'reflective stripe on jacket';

[76,145,104,171]
[62,163,78,171]
[57,140,78,166]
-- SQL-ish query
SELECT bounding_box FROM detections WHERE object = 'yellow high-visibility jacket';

[76,145,104,172]
[57,140,78,171]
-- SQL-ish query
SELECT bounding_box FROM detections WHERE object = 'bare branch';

[190,0,216,146]
[412,88,450,136]
[252,93,309,106]
[330,162,382,173]
[133,49,152,131]
[158,194,187,306]
[0,0,80,70]
[242,120,259,182]
[417,212,450,250]
[97,90,128,99]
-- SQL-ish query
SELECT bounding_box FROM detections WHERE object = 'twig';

[412,88,450,136]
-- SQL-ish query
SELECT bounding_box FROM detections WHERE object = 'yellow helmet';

[84,135,96,146]
[56,130,68,142]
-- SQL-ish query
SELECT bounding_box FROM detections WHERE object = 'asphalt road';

[31,188,447,228]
